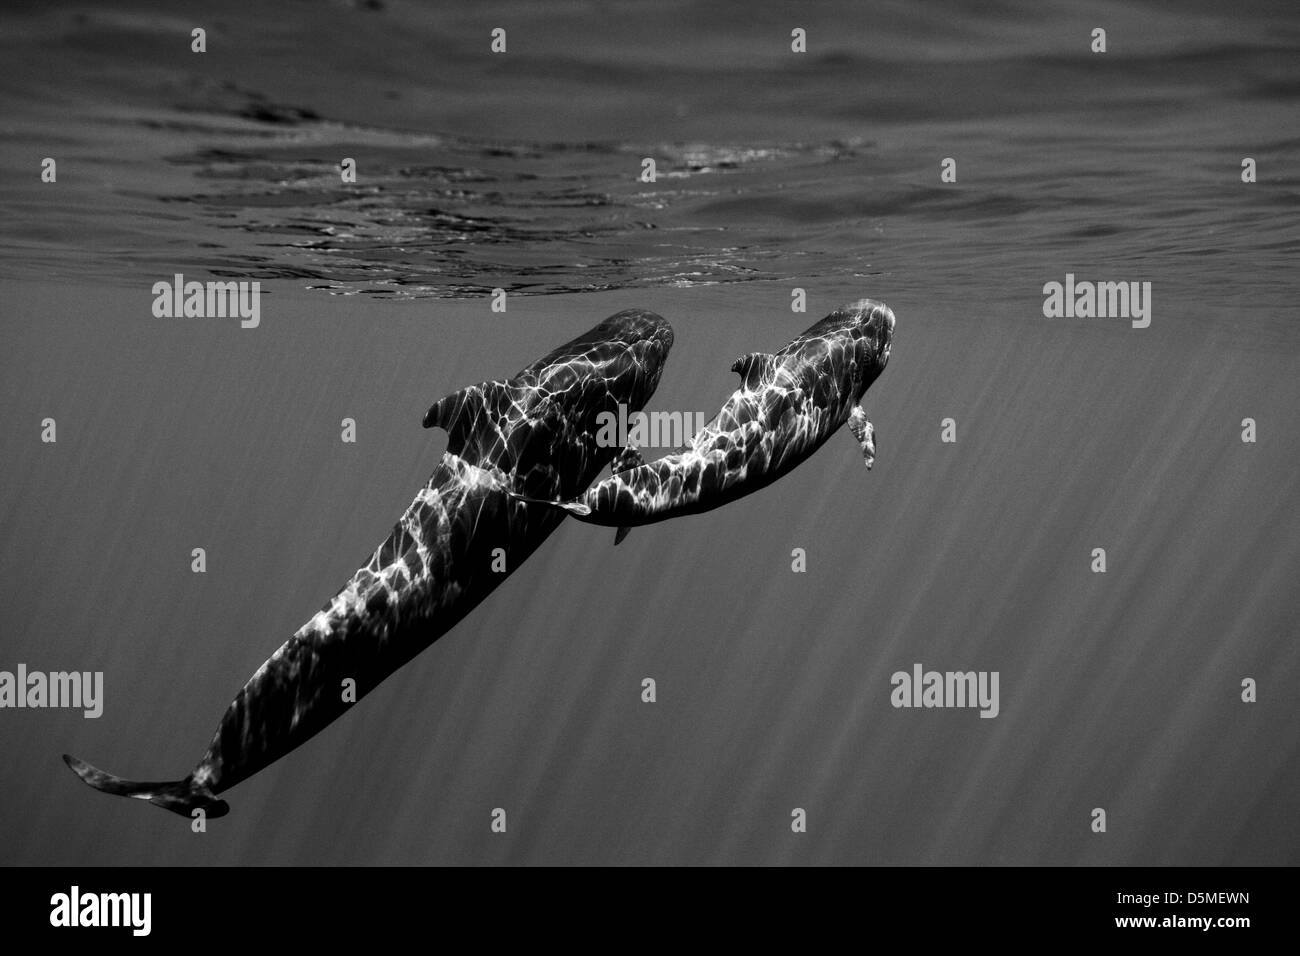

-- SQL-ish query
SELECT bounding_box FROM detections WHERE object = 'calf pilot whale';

[518,299,894,543]
[64,309,673,817]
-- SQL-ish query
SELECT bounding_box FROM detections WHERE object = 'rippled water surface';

[1,0,1297,311]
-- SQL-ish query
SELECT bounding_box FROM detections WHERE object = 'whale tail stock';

[506,491,592,517]
[507,490,635,544]
[62,754,230,819]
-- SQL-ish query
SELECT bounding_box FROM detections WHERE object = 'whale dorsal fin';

[422,380,511,456]
[730,352,776,389]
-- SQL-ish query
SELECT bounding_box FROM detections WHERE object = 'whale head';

[506,308,674,497]
[529,307,674,421]
[787,298,894,400]
[844,298,894,386]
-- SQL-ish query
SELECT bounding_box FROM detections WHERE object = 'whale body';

[527,299,894,541]
[64,309,674,817]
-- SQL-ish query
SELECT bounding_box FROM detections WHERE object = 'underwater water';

[0,0,1297,864]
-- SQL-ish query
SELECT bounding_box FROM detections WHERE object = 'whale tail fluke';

[62,754,230,819]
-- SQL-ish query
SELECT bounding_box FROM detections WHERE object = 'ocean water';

[0,0,1297,865]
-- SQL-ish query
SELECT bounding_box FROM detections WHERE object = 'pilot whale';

[64,309,673,818]
[519,299,894,543]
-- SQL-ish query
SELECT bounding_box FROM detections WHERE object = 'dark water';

[0,0,1298,865]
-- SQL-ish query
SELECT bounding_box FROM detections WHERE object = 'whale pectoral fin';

[507,397,570,495]
[604,447,644,544]
[422,380,511,458]
[494,400,575,508]
[848,406,875,470]
[610,444,645,475]
[730,352,776,390]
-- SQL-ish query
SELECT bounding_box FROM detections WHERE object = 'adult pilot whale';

[517,299,893,543]
[64,309,673,818]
